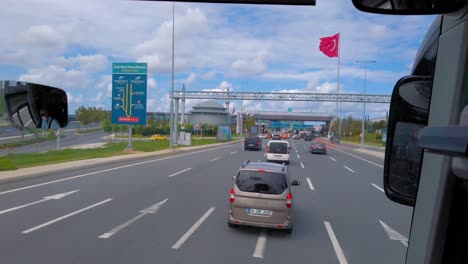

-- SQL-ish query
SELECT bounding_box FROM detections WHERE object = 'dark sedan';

[310,143,327,154]
[304,135,314,141]
[244,136,262,151]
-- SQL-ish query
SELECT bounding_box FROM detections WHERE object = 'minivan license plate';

[248,208,272,217]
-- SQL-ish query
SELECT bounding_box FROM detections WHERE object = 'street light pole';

[169,2,175,149]
[356,60,376,145]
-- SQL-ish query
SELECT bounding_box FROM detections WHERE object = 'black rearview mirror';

[384,76,431,206]
[1,81,68,129]
[291,180,300,186]
[352,0,465,15]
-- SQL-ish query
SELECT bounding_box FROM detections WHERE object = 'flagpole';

[336,33,341,139]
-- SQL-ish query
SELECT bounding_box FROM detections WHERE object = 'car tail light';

[286,193,292,208]
[287,147,291,154]
[266,146,270,153]
[230,188,235,203]
[258,169,265,173]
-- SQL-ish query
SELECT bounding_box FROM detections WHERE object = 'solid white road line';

[330,147,383,168]
[0,190,79,215]
[22,198,112,234]
[306,178,314,190]
[230,151,238,155]
[99,199,168,239]
[253,230,267,258]
[379,220,408,247]
[168,168,192,178]
[209,157,221,162]
[324,221,349,264]
[171,207,215,249]
[329,156,336,162]
[297,154,300,159]
[371,183,384,192]
[344,166,355,173]
[0,145,234,195]
[295,149,298,153]
[300,162,304,169]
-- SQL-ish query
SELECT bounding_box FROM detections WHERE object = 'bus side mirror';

[384,76,432,207]
[1,80,68,129]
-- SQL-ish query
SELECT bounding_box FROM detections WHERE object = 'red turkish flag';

[319,33,340,58]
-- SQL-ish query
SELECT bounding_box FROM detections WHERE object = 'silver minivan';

[228,161,300,233]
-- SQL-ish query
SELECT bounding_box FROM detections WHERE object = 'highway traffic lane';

[0,139,406,264]
[315,140,385,166]
[0,144,245,263]
[0,143,240,209]
[159,142,336,263]
[320,146,413,240]
[0,143,241,237]
[265,144,342,263]
[0,142,264,264]
[297,142,412,230]
[297,145,411,264]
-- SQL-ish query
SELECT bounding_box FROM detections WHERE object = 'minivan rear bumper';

[266,153,290,162]
[228,211,292,230]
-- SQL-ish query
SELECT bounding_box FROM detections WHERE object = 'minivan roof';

[241,162,286,173]
[268,140,289,145]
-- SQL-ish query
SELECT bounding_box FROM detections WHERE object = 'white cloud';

[0,0,434,113]
[55,54,108,73]
[20,25,64,49]
[134,7,210,74]
[67,92,83,104]
[184,72,197,85]
[202,70,216,80]
[18,65,89,90]
[315,82,338,93]
[231,51,268,76]
[203,81,232,92]
[148,78,157,89]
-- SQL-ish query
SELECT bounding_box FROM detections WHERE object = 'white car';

[257,134,265,139]
[266,140,290,164]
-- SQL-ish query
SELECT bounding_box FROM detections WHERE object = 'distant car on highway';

[244,136,262,151]
[150,134,168,141]
[304,135,313,141]
[228,160,300,233]
[292,134,299,140]
[266,140,290,164]
[257,134,265,139]
[281,134,289,139]
[264,133,271,139]
[310,142,327,155]
[271,134,282,140]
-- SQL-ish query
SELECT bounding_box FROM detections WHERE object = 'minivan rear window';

[236,170,287,194]
[269,142,288,154]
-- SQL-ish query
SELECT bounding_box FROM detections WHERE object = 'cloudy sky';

[0,0,435,120]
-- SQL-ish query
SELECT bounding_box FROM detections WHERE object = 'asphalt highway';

[0,139,412,264]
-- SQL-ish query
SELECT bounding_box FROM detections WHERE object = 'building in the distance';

[147,112,189,124]
[189,101,229,126]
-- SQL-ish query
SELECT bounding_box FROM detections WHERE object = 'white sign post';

[55,129,61,150]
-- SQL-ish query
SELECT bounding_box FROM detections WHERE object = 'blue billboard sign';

[111,63,147,125]
[271,122,291,128]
